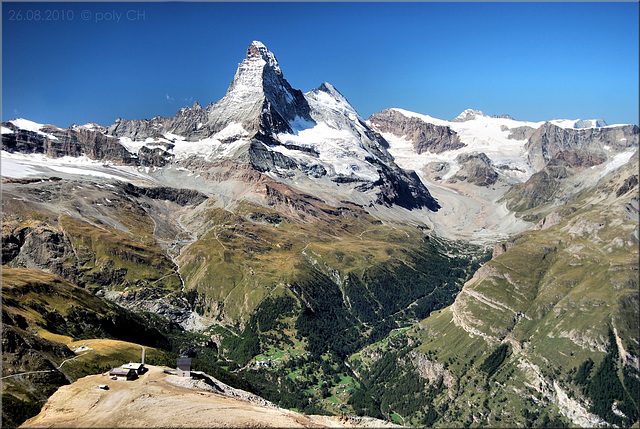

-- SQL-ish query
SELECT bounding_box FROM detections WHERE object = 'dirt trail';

[21,366,400,428]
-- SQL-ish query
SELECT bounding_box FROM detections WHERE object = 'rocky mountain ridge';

[3,42,438,213]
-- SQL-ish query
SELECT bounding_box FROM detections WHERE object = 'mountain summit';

[107,41,313,142]
[3,41,440,212]
[213,40,314,138]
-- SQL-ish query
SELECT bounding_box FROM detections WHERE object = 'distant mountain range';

[2,41,638,428]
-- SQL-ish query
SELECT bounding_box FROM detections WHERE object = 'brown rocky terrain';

[21,365,400,428]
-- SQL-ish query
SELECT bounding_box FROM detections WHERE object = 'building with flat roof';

[109,367,138,381]
[122,362,147,375]
[177,357,191,378]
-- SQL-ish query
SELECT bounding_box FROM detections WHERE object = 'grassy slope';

[178,199,484,326]
[347,156,639,427]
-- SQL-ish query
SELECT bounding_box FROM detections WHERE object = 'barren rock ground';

[21,366,400,428]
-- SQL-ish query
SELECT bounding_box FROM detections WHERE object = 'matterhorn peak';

[245,41,282,76]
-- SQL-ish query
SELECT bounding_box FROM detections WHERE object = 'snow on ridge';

[8,118,61,140]
[388,108,450,127]
[0,150,151,182]
[213,122,248,140]
[248,40,281,74]
[10,118,46,132]
[307,83,358,118]
[379,110,538,183]
[275,122,380,182]
[548,118,619,130]
[453,109,489,122]
[82,122,103,130]
[596,149,637,179]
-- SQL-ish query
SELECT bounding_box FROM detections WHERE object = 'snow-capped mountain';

[2,41,638,239]
[1,41,439,212]
[369,107,638,184]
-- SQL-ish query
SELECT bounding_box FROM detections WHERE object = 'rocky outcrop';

[2,225,80,283]
[102,287,206,332]
[450,152,498,186]
[369,109,464,154]
[138,145,175,167]
[504,161,570,213]
[552,150,607,169]
[504,148,613,215]
[507,125,537,141]
[244,140,300,173]
[2,122,137,165]
[118,182,208,206]
[526,122,638,170]
[409,350,455,391]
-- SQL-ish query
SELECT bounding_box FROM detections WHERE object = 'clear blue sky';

[2,2,639,128]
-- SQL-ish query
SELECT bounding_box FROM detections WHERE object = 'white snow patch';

[213,122,247,140]
[10,118,47,133]
[162,133,250,161]
[0,151,153,182]
[288,116,316,134]
[276,123,380,181]
[82,122,102,130]
[9,118,60,140]
[1,156,40,178]
[118,137,146,155]
[2,126,14,134]
[597,150,636,178]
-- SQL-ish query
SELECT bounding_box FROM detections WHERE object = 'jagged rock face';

[2,122,137,164]
[103,287,199,331]
[506,125,537,141]
[552,150,607,169]
[107,41,313,142]
[117,182,208,206]
[2,225,80,282]
[372,160,441,210]
[368,108,464,154]
[450,152,498,186]
[138,145,175,167]
[526,122,639,170]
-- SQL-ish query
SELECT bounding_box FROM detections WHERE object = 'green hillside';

[345,157,639,427]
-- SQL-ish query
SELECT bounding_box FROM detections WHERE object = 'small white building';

[177,357,191,377]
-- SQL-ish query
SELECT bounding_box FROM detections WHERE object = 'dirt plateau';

[20,365,398,428]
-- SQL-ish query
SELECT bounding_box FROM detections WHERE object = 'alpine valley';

[2,41,638,428]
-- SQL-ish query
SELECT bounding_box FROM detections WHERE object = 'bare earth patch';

[21,365,400,428]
